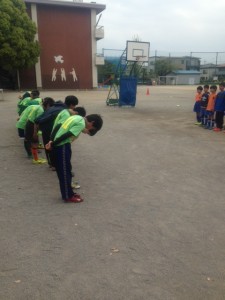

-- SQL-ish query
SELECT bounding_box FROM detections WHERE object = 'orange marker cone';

[146,87,150,95]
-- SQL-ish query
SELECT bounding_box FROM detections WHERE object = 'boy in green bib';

[22,98,54,159]
[45,114,103,203]
[18,90,42,116]
[51,106,86,141]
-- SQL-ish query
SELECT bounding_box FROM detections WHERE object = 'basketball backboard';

[126,41,150,62]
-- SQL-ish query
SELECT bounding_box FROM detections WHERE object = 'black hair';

[65,95,79,107]
[86,114,103,133]
[22,91,31,99]
[219,82,225,87]
[43,97,55,109]
[204,85,209,89]
[31,90,40,98]
[88,128,98,136]
[197,86,203,90]
[74,106,86,117]
[88,129,97,136]
[210,85,217,90]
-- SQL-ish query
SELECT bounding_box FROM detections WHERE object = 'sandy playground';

[1,85,225,299]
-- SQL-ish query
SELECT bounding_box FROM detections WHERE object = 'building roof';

[171,70,201,75]
[149,56,200,60]
[200,63,216,69]
[24,0,106,14]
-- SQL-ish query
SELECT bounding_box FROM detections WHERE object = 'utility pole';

[215,52,218,77]
[154,50,157,72]
[190,52,192,70]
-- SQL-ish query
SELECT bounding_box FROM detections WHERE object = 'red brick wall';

[21,4,93,90]
[38,5,92,89]
[19,67,37,90]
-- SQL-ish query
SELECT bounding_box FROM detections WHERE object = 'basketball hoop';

[134,55,146,62]
[126,41,150,63]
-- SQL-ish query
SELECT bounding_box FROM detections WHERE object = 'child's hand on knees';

[45,141,52,150]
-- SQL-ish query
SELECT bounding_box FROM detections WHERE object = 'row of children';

[193,82,225,131]
[16,90,103,203]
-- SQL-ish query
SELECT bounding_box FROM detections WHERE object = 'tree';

[0,0,40,71]
[154,59,175,77]
[97,60,115,85]
[138,68,152,84]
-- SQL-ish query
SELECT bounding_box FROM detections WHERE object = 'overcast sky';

[96,0,225,59]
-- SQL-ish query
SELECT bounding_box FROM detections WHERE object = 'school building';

[166,70,201,85]
[20,0,106,90]
[200,64,225,81]
[148,56,201,72]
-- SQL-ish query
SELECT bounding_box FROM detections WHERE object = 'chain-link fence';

[98,48,225,85]
[99,48,225,65]
[152,51,225,66]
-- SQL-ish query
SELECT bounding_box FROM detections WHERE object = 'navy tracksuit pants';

[54,143,73,200]
[215,111,224,129]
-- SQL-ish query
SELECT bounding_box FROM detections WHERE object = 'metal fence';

[152,51,225,66]
[99,48,225,66]
[98,48,225,85]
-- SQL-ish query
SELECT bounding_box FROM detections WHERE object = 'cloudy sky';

[96,0,225,60]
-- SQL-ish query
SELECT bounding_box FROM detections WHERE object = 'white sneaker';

[71,181,80,189]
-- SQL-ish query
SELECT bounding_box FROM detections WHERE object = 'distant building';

[149,56,201,72]
[200,64,217,81]
[19,0,106,90]
[166,70,201,85]
[217,64,225,79]
[148,55,201,85]
[200,64,225,81]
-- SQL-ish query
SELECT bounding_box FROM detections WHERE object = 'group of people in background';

[193,82,225,131]
[16,91,103,203]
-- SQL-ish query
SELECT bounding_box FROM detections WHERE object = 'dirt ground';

[1,86,225,300]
